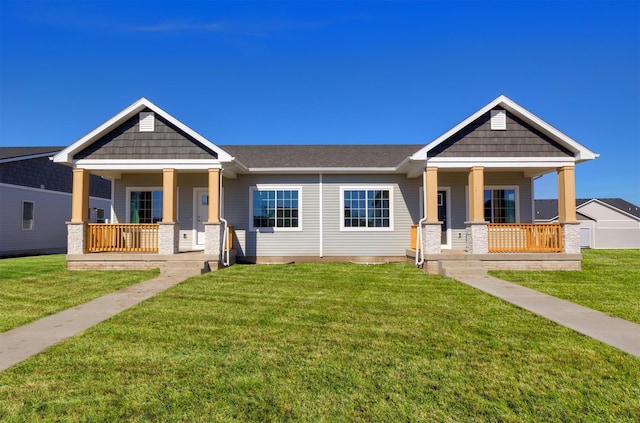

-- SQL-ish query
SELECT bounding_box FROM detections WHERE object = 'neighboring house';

[52,95,598,274]
[0,147,111,257]
[536,198,640,249]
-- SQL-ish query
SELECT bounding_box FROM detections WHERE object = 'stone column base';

[465,221,488,254]
[204,222,222,257]
[159,223,180,255]
[67,222,86,255]
[562,222,581,254]
[421,222,442,255]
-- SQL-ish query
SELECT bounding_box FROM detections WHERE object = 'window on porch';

[130,191,163,223]
[484,188,516,223]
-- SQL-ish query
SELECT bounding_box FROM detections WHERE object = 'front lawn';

[0,255,159,332]
[491,249,640,324]
[0,262,637,422]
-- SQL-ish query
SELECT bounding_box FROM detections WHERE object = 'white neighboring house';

[0,147,112,257]
[535,198,640,249]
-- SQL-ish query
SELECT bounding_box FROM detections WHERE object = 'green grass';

[1,262,638,422]
[0,255,159,332]
[491,249,640,324]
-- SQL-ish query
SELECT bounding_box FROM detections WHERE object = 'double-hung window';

[22,201,34,230]
[129,190,163,223]
[341,187,393,230]
[484,188,517,223]
[250,187,301,231]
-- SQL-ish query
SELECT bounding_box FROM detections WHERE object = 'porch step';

[161,260,213,277]
[438,260,487,278]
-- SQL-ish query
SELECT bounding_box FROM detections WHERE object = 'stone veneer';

[158,223,180,255]
[562,222,581,254]
[421,222,442,254]
[465,222,488,254]
[67,222,86,255]
[204,222,222,258]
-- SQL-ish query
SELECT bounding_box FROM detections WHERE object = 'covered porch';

[67,167,230,263]
[412,165,582,274]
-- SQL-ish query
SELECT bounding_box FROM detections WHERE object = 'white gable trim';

[53,98,235,164]
[411,95,599,163]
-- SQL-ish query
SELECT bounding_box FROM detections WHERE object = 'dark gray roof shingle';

[221,144,424,168]
[0,146,62,161]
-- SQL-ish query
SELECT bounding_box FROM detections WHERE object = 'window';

[22,201,34,230]
[251,187,300,230]
[484,188,517,223]
[95,208,105,223]
[130,190,163,223]
[342,187,392,230]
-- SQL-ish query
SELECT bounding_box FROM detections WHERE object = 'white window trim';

[22,200,34,231]
[465,185,520,223]
[340,186,394,232]
[249,185,303,232]
[125,186,179,223]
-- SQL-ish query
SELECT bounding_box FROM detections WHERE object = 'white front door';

[194,189,208,247]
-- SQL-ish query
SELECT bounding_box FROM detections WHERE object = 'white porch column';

[466,166,488,254]
[67,168,90,254]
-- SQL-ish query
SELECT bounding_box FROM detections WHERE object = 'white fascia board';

[425,157,575,168]
[246,167,400,174]
[75,159,223,171]
[53,97,234,164]
[411,95,599,162]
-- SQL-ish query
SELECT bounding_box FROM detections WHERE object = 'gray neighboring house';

[535,198,640,249]
[0,147,111,257]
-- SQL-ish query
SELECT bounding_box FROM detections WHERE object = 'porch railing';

[87,223,159,253]
[488,223,562,253]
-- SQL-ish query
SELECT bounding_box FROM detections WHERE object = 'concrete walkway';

[455,274,640,358]
[0,274,188,372]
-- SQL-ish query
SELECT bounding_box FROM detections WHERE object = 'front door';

[438,190,448,245]
[194,189,208,247]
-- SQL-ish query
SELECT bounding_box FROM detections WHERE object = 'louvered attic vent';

[490,109,506,130]
[139,112,155,132]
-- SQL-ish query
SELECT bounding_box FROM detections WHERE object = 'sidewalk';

[0,274,188,372]
[454,274,640,358]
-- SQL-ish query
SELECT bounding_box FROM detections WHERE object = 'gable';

[578,200,640,222]
[428,108,574,158]
[74,109,218,160]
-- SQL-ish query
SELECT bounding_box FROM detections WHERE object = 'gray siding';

[321,174,421,256]
[223,174,321,257]
[429,109,574,158]
[0,184,110,256]
[75,110,217,160]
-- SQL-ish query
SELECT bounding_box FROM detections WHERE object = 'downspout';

[219,168,230,267]
[415,167,426,267]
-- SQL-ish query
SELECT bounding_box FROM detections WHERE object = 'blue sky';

[1,1,639,203]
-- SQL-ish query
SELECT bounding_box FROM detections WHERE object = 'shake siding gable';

[74,110,218,160]
[428,109,574,158]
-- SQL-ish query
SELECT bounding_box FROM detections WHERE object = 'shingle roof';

[0,146,62,161]
[535,198,640,220]
[221,144,424,168]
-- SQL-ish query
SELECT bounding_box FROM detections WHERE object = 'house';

[52,95,598,274]
[536,198,640,249]
[0,147,111,257]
